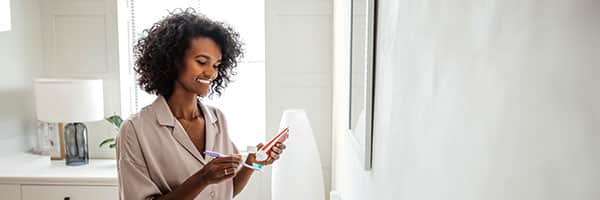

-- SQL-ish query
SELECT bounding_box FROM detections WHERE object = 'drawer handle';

[64,197,70,200]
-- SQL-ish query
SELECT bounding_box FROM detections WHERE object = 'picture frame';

[348,0,378,170]
[48,123,65,160]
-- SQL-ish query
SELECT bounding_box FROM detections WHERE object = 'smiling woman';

[128,0,267,151]
[117,9,286,200]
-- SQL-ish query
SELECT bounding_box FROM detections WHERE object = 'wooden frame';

[49,123,66,160]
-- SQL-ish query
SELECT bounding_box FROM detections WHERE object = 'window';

[124,0,265,149]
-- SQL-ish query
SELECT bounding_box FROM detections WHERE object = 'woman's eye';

[196,60,206,65]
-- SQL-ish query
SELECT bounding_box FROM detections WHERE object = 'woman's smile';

[194,77,211,85]
[194,76,212,96]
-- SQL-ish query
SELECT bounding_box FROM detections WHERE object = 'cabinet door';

[0,184,20,199]
[21,185,117,200]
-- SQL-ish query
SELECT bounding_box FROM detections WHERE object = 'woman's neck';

[167,82,199,120]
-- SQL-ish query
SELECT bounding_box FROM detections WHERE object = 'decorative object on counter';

[272,109,325,200]
[33,122,65,159]
[33,121,52,156]
[99,115,123,149]
[34,78,105,166]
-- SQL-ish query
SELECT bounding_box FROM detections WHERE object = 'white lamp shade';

[272,109,325,200]
[0,0,11,32]
[34,78,104,122]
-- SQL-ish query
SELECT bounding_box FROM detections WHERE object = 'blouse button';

[210,191,216,197]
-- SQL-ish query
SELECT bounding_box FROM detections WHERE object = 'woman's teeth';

[195,77,211,84]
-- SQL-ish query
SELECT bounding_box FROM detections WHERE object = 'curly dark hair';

[134,8,243,98]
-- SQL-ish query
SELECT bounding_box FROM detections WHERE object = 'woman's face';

[177,37,222,97]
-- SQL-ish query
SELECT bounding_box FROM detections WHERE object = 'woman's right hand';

[196,155,243,185]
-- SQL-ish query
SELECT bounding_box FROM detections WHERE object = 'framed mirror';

[348,0,377,170]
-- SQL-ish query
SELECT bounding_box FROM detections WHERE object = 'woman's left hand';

[246,143,286,166]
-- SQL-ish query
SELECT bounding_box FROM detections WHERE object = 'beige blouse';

[116,96,239,200]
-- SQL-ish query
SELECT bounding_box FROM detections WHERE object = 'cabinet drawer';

[21,185,117,200]
[0,184,20,199]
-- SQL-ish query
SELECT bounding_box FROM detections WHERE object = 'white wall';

[0,0,43,155]
[332,0,600,200]
[38,0,122,159]
[0,0,130,160]
[266,0,333,199]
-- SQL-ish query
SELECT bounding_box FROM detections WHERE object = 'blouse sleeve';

[116,120,162,200]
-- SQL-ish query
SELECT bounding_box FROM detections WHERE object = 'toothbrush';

[204,150,263,171]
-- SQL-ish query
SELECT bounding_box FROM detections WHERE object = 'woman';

[116,9,285,200]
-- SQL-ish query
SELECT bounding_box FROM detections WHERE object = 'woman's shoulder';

[203,103,223,115]
[120,103,160,130]
[199,101,227,123]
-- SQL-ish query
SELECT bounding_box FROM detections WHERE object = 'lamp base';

[64,122,89,166]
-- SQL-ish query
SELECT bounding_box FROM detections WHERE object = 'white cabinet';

[0,156,117,200]
[21,185,117,200]
[0,184,20,200]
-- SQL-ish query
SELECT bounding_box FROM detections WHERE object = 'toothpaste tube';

[256,127,289,162]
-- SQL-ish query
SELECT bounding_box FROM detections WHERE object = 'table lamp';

[0,0,11,32]
[34,78,104,166]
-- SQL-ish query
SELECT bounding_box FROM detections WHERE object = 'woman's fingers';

[272,142,286,154]
[199,158,242,185]
[223,166,238,177]
[211,163,239,178]
[272,146,281,154]
[206,157,242,178]
[270,151,280,160]
[211,156,242,164]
